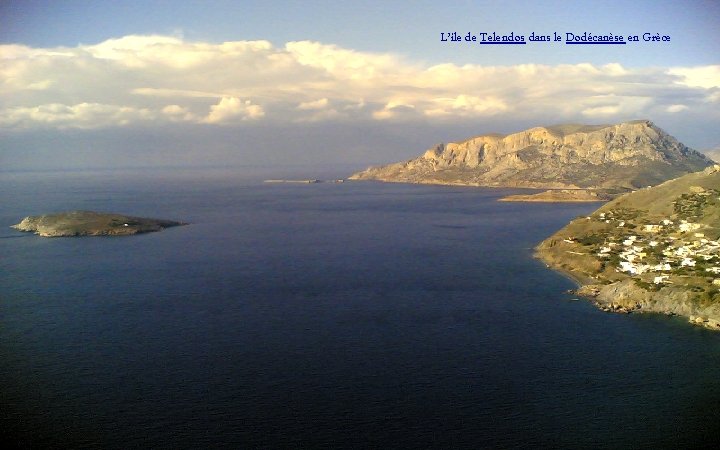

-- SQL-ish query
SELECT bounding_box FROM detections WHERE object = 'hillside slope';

[536,165,720,329]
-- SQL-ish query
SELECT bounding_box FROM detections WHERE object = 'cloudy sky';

[1,0,719,170]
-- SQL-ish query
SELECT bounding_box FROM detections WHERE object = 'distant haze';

[704,149,720,163]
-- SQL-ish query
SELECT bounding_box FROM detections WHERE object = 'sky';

[1,0,719,170]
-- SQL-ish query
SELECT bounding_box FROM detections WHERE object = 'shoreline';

[536,249,720,331]
[533,165,720,331]
[500,189,613,203]
[533,254,591,287]
[347,177,582,190]
[499,198,606,203]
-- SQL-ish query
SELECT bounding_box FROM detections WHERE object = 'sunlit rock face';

[350,120,713,189]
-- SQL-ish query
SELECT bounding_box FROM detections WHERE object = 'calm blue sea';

[1,167,720,449]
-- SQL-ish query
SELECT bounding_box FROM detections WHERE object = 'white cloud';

[582,105,621,117]
[202,97,264,124]
[580,95,652,118]
[297,98,329,110]
[668,66,720,88]
[425,95,508,117]
[84,35,274,69]
[602,63,628,76]
[666,104,689,113]
[1,35,719,130]
[294,98,348,122]
[0,103,154,129]
[373,101,417,120]
[133,88,221,98]
[162,104,195,121]
[162,104,188,115]
[284,41,410,81]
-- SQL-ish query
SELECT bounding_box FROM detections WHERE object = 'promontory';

[536,165,720,329]
[11,211,187,237]
[350,120,713,190]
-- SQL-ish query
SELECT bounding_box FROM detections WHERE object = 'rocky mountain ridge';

[350,120,713,189]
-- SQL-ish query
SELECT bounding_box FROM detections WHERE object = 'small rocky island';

[498,189,613,203]
[11,211,187,237]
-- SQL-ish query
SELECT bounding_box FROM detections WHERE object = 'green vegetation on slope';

[536,165,720,328]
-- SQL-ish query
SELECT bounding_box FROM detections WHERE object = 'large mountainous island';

[350,120,713,190]
[536,165,720,329]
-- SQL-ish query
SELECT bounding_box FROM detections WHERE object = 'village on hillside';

[562,187,720,303]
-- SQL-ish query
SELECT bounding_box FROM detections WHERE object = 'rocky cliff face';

[350,120,713,189]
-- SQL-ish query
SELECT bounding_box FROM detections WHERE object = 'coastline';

[347,177,581,190]
[500,189,613,203]
[533,165,720,331]
[533,254,592,287]
[536,248,720,330]
[499,197,605,203]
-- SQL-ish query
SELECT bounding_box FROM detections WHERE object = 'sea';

[1,167,720,449]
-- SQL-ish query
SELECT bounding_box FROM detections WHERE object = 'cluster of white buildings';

[587,212,720,286]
